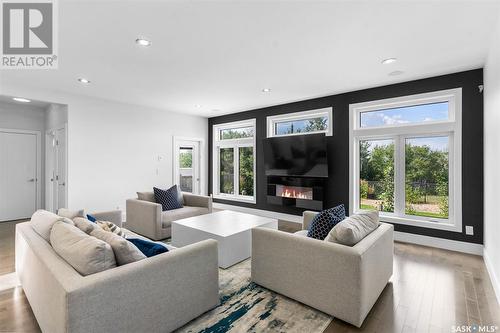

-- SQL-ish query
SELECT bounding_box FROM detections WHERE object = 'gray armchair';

[126,192,212,240]
[251,210,394,327]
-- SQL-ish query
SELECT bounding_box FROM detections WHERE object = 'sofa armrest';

[67,239,220,333]
[125,199,162,240]
[183,193,212,212]
[302,210,318,230]
[91,210,123,227]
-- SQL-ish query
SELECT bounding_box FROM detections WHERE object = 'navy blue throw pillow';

[127,238,169,257]
[87,214,97,223]
[307,204,346,240]
[154,185,183,211]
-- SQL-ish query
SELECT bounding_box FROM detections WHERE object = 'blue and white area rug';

[175,259,332,333]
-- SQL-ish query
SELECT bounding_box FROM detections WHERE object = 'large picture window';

[213,119,256,203]
[350,89,462,232]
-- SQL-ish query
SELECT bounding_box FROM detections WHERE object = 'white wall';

[46,103,68,130]
[0,84,208,213]
[484,16,500,303]
[0,101,47,207]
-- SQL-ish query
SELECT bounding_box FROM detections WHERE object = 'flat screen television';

[263,133,328,177]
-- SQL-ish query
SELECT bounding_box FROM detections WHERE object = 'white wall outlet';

[465,226,474,235]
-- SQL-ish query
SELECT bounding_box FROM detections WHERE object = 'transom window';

[213,119,256,203]
[267,108,333,137]
[350,89,462,232]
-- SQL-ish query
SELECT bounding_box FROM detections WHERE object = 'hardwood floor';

[0,219,498,333]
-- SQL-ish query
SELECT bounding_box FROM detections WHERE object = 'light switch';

[465,226,474,235]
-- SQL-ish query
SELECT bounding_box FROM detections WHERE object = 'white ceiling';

[1,0,499,117]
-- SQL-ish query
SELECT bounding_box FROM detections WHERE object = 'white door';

[0,131,38,221]
[174,139,201,194]
[56,127,67,209]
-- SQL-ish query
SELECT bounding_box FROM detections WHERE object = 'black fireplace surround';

[267,176,325,210]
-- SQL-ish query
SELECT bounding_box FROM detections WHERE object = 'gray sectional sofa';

[251,210,394,327]
[126,191,212,240]
[15,211,220,333]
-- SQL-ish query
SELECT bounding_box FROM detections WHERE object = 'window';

[267,108,332,137]
[179,147,193,192]
[213,119,256,203]
[350,89,462,232]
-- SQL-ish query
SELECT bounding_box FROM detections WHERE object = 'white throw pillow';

[73,217,98,234]
[325,210,380,246]
[31,209,74,242]
[50,221,116,275]
[57,208,85,220]
[90,228,146,265]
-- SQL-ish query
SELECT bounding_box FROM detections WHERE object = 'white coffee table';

[171,210,278,268]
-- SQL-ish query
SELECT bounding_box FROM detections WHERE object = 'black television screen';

[263,133,328,177]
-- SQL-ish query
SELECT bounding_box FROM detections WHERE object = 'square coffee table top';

[172,210,278,237]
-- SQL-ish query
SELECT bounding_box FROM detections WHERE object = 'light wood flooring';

[1,219,498,333]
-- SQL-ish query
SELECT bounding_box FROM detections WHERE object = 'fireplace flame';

[277,186,313,200]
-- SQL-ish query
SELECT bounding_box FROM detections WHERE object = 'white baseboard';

[213,203,302,223]
[483,249,500,305]
[394,231,483,256]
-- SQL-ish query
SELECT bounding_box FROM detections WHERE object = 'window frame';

[349,88,462,232]
[266,108,333,138]
[212,119,256,203]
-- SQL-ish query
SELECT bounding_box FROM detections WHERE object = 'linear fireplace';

[267,176,324,210]
[276,185,313,200]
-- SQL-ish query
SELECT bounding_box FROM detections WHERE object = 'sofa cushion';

[73,217,98,234]
[31,210,74,242]
[307,204,345,240]
[137,191,155,202]
[294,230,308,237]
[127,238,168,257]
[122,228,177,251]
[50,221,116,275]
[154,185,183,211]
[96,220,126,237]
[325,210,380,246]
[161,206,210,228]
[57,208,85,220]
[90,228,146,265]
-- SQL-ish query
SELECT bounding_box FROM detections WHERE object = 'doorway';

[0,129,41,221]
[173,137,204,195]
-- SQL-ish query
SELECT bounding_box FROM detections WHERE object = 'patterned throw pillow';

[307,204,346,240]
[96,220,126,237]
[154,185,183,211]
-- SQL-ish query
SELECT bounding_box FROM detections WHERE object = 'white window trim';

[349,88,462,233]
[213,119,256,204]
[266,107,333,138]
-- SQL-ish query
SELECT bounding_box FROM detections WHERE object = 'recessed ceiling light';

[78,78,91,84]
[388,70,404,76]
[262,88,271,93]
[12,97,31,103]
[195,104,202,108]
[381,58,397,65]
[136,38,152,47]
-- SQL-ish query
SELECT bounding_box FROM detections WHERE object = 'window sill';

[212,194,256,204]
[374,214,462,233]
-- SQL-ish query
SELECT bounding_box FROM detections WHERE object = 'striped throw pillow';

[96,220,126,237]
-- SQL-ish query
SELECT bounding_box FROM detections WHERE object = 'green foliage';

[220,128,253,140]
[304,117,328,132]
[179,151,192,168]
[360,180,369,199]
[219,148,234,194]
[360,139,449,218]
[239,147,254,196]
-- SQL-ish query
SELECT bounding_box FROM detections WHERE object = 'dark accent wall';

[209,69,484,244]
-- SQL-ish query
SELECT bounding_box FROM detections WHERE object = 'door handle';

[59,182,66,186]
[28,178,35,182]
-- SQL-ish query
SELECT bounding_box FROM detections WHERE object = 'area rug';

[174,259,332,333]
